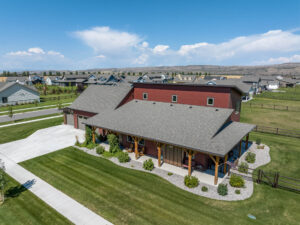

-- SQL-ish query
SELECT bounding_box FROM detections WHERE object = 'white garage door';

[78,115,87,130]
[66,113,74,126]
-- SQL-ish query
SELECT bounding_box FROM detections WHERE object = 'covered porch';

[92,127,252,186]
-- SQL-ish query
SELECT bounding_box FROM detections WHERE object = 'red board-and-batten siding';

[133,83,241,121]
[72,109,97,129]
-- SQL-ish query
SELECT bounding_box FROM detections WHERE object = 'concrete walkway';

[1,154,112,225]
[0,108,62,123]
[0,115,63,128]
[0,125,112,225]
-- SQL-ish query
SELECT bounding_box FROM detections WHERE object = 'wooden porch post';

[134,137,138,159]
[245,134,249,150]
[223,154,228,173]
[188,150,192,176]
[238,140,242,157]
[157,143,161,167]
[92,127,96,143]
[214,156,220,185]
[63,113,67,124]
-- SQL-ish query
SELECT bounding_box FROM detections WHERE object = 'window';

[127,136,133,143]
[143,93,148,100]
[127,136,144,146]
[139,139,145,146]
[2,97,8,103]
[172,95,177,103]
[79,115,83,119]
[207,97,214,106]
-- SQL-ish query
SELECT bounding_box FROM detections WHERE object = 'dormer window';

[172,95,177,103]
[143,93,148,100]
[207,97,214,106]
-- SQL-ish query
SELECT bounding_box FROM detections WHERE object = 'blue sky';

[1,0,300,70]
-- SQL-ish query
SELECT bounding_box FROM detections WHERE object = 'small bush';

[217,184,228,196]
[86,142,97,149]
[143,159,154,171]
[108,134,120,153]
[245,152,256,163]
[167,172,173,176]
[229,174,245,188]
[111,145,121,154]
[201,186,208,192]
[238,162,249,174]
[235,189,241,194]
[96,146,105,155]
[184,176,199,188]
[256,138,261,145]
[102,151,114,158]
[117,152,130,163]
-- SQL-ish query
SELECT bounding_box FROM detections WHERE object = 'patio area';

[98,140,252,186]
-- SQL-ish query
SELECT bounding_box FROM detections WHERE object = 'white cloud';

[73,26,142,53]
[142,41,149,48]
[258,54,300,64]
[28,47,45,54]
[133,54,148,64]
[152,45,169,54]
[96,54,106,59]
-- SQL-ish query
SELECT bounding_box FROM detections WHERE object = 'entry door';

[163,146,183,166]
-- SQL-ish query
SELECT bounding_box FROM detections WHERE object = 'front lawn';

[21,134,300,225]
[0,174,71,225]
[0,117,63,144]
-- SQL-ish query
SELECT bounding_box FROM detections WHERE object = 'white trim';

[207,97,214,106]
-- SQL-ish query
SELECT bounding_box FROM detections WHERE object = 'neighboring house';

[64,82,255,185]
[140,73,171,83]
[277,77,297,88]
[266,81,279,90]
[56,74,90,86]
[28,75,43,85]
[44,76,61,85]
[240,76,260,94]
[174,74,197,83]
[6,76,28,85]
[0,82,40,106]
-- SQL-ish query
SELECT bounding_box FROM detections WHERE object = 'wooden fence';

[244,103,300,112]
[40,95,76,102]
[254,126,300,138]
[229,166,300,193]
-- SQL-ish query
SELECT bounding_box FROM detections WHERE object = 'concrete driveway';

[0,125,85,163]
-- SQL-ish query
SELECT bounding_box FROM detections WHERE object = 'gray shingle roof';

[0,82,38,94]
[68,84,132,114]
[84,100,253,156]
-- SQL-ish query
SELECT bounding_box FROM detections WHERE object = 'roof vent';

[189,106,192,109]
[135,100,138,103]
[215,108,219,111]
[153,102,156,104]
[170,104,173,106]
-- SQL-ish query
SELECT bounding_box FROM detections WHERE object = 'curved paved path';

[0,125,113,225]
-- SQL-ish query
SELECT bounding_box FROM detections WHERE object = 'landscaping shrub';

[108,134,120,153]
[167,172,173,176]
[235,189,241,194]
[256,138,261,145]
[86,142,97,149]
[117,152,130,163]
[245,152,256,163]
[217,184,228,196]
[201,186,208,192]
[238,162,249,174]
[229,174,245,188]
[143,159,154,171]
[96,146,105,155]
[184,176,199,188]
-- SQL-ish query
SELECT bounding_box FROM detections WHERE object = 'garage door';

[78,115,87,130]
[66,113,74,126]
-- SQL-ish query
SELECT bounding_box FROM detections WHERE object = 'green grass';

[21,139,300,225]
[256,86,300,101]
[0,174,71,225]
[0,113,62,126]
[0,117,63,144]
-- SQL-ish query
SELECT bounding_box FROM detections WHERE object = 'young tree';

[0,159,7,205]
[8,106,13,118]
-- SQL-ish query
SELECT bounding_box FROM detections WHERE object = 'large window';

[143,93,148,100]
[207,97,214,106]
[2,97,8,103]
[172,95,177,103]
[127,136,144,146]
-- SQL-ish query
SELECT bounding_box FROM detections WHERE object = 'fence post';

[257,169,262,184]
[261,104,263,109]
[286,106,288,111]
[276,128,279,134]
[273,172,279,188]
[273,105,275,110]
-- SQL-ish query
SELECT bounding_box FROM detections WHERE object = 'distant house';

[266,81,279,90]
[56,74,90,86]
[6,76,28,85]
[277,77,297,88]
[240,76,260,94]
[0,82,40,106]
[44,76,61,85]
[28,75,43,85]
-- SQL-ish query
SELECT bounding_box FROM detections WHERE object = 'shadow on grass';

[5,179,36,198]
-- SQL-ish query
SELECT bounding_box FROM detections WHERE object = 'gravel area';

[73,141,270,201]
